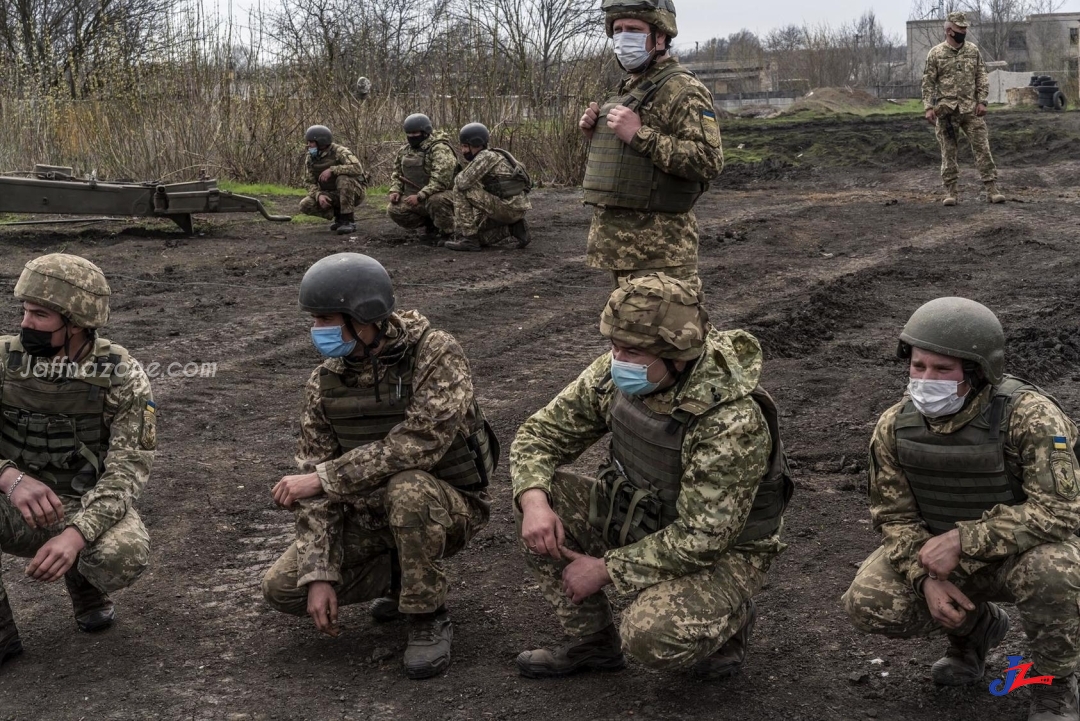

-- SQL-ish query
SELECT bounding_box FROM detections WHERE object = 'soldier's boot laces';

[0,595,23,667]
[443,236,482,252]
[931,601,1009,686]
[1029,673,1080,721]
[403,609,453,679]
[985,181,1006,204]
[65,568,115,633]
[516,623,626,679]
[370,597,404,623]
[510,218,530,249]
[691,599,757,680]
[943,183,958,207]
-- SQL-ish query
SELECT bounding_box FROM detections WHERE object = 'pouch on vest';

[481,149,532,199]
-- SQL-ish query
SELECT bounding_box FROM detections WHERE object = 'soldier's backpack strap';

[621,63,693,111]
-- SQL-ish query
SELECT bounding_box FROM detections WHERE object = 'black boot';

[336,213,356,235]
[403,608,453,679]
[0,595,23,667]
[516,623,626,678]
[65,568,115,633]
[931,602,1009,685]
[329,215,342,232]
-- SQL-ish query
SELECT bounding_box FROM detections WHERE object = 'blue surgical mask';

[611,355,661,395]
[311,325,356,357]
[308,147,319,157]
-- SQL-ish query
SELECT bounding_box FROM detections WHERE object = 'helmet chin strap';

[346,317,389,402]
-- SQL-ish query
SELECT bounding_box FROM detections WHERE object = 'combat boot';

[691,599,757,679]
[336,213,356,235]
[931,602,1009,685]
[403,609,453,679]
[985,180,1006,204]
[65,568,115,633]
[370,597,404,623]
[943,183,958,206]
[516,623,626,679]
[0,595,23,667]
[329,216,343,232]
[443,236,482,252]
[1030,673,1080,721]
[509,218,530,249]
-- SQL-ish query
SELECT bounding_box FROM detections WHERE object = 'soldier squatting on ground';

[386,113,459,245]
[844,298,1080,721]
[0,254,155,667]
[262,253,499,679]
[298,125,367,235]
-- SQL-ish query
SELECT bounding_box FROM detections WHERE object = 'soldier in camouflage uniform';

[386,114,459,245]
[0,254,155,670]
[922,12,1006,206]
[443,123,532,252]
[579,0,724,291]
[262,253,497,679]
[843,297,1080,721]
[298,125,367,235]
[511,273,792,678]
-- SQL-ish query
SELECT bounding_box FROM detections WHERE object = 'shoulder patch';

[701,109,721,148]
[1052,449,1078,499]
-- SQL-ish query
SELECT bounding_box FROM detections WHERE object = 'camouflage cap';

[946,11,969,28]
[14,253,111,329]
[603,0,678,39]
[600,273,707,360]
[898,297,1004,385]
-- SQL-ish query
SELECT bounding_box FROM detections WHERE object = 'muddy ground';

[2,109,1080,721]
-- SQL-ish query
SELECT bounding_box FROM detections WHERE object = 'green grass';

[219,180,306,196]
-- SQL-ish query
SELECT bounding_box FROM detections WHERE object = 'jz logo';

[989,655,1055,696]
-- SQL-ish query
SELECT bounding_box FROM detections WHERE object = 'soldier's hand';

[307,581,340,636]
[579,102,601,140]
[317,194,332,210]
[404,194,420,207]
[26,527,85,582]
[5,473,64,529]
[924,578,976,631]
[559,546,611,604]
[389,192,401,204]
[519,488,566,560]
[272,473,324,509]
[318,168,334,183]
[607,105,643,144]
[975,103,987,117]
[925,108,937,125]
[918,528,962,579]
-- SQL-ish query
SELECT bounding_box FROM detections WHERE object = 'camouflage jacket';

[453,149,532,212]
[511,328,782,594]
[388,133,458,200]
[0,336,155,544]
[921,41,989,114]
[868,385,1080,590]
[303,143,365,197]
[586,57,725,271]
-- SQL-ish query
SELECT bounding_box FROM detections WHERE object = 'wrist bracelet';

[6,473,25,499]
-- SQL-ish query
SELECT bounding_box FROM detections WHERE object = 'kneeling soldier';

[298,125,366,235]
[386,113,458,245]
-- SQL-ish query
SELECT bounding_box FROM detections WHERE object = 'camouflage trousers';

[934,109,998,186]
[0,496,150,604]
[518,471,766,671]
[262,470,482,616]
[298,176,366,218]
[386,192,454,233]
[452,187,529,246]
[611,264,701,295]
[843,542,1080,677]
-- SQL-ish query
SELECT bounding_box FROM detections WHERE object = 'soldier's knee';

[385,470,441,519]
[620,612,694,671]
[842,577,916,635]
[82,529,151,593]
[298,197,317,214]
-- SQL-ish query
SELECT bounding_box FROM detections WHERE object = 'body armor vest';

[480,149,531,199]
[589,383,793,548]
[309,147,340,191]
[894,375,1055,535]
[0,338,126,496]
[318,330,498,491]
[582,62,708,214]
[400,139,453,192]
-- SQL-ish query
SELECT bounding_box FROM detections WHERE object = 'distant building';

[682,59,776,94]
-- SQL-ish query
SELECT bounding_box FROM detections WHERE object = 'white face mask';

[908,378,965,418]
[613,31,653,73]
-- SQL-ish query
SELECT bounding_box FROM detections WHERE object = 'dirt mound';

[783,87,886,116]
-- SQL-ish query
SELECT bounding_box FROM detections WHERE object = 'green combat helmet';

[298,252,396,324]
[897,297,1005,385]
[14,253,111,329]
[600,272,708,360]
[602,0,678,39]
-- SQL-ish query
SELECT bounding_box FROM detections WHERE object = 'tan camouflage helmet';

[14,253,111,329]
[946,11,969,29]
[600,273,708,360]
[603,0,678,39]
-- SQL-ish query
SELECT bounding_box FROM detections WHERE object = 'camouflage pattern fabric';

[452,149,530,242]
[14,254,111,329]
[386,192,454,234]
[934,110,998,185]
[387,133,458,200]
[922,41,989,115]
[586,59,724,274]
[511,328,785,638]
[299,142,366,217]
[611,264,700,294]
[516,470,767,669]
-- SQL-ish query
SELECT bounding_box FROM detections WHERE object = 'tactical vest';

[309,147,340,191]
[894,375,1071,535]
[318,330,498,491]
[0,338,127,496]
[582,62,708,214]
[589,383,794,548]
[400,139,453,192]
[480,149,532,199]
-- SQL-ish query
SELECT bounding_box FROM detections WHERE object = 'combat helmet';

[458,123,490,148]
[298,253,396,324]
[602,0,678,39]
[600,273,708,360]
[403,113,434,136]
[898,297,1005,385]
[14,253,111,329]
[304,125,333,148]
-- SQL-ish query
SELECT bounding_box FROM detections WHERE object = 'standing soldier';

[0,254,155,669]
[844,298,1080,721]
[262,253,498,679]
[386,114,458,245]
[579,0,724,291]
[298,125,367,235]
[511,274,792,679]
[443,123,532,252]
[922,12,1006,206]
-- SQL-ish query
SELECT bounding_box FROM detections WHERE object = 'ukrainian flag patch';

[1054,436,1068,450]
[701,109,721,148]
[146,400,157,413]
